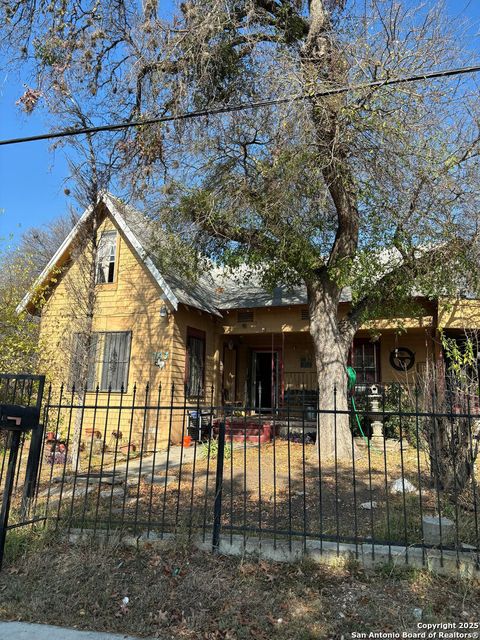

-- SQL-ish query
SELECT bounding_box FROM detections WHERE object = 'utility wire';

[1,63,480,147]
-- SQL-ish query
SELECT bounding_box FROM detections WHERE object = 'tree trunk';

[66,207,100,471]
[301,0,359,463]
[428,415,479,496]
[308,280,355,460]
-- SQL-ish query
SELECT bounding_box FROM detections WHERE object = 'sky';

[0,0,479,248]
[0,69,72,247]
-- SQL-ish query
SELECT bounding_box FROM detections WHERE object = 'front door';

[252,351,279,412]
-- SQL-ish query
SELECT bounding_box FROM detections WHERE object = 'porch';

[219,327,436,413]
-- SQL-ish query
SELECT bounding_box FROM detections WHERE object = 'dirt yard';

[44,438,478,551]
[4,436,479,551]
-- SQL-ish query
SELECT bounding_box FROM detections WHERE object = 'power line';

[1,63,480,147]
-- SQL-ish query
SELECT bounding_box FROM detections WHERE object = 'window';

[96,231,117,283]
[71,331,131,391]
[237,310,254,323]
[300,355,313,369]
[351,340,379,385]
[186,328,206,396]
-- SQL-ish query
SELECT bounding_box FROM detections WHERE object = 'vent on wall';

[237,310,254,323]
[301,309,309,321]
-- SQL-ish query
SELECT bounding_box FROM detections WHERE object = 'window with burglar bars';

[71,331,132,391]
[186,328,205,396]
[96,230,117,283]
[351,340,379,384]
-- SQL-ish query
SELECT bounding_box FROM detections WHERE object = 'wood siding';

[36,207,480,445]
[38,213,176,445]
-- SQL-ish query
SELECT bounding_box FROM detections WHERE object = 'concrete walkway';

[0,621,148,640]
[113,441,253,478]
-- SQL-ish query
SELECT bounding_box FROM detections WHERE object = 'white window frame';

[96,231,117,284]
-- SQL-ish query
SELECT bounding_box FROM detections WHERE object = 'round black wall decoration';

[389,347,415,372]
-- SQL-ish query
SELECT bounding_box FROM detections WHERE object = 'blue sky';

[0,0,479,247]
[0,68,72,246]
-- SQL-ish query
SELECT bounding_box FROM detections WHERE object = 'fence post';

[212,418,226,552]
[21,422,45,519]
[0,431,22,570]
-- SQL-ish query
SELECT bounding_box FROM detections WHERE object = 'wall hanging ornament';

[153,351,169,369]
[389,347,415,371]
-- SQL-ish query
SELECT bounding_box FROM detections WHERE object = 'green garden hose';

[347,366,371,447]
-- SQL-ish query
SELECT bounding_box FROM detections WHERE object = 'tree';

[0,248,39,374]
[2,1,480,457]
[20,215,76,275]
[0,213,76,374]
[429,331,480,495]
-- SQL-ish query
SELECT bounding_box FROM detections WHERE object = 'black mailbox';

[0,404,41,432]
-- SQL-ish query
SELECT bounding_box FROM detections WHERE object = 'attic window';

[96,231,117,283]
[237,310,254,323]
[301,309,309,321]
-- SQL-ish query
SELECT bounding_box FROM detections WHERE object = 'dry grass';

[0,531,479,640]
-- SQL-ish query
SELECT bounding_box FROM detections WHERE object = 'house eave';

[17,193,183,316]
[15,203,96,315]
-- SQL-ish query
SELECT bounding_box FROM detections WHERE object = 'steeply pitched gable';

[17,192,221,317]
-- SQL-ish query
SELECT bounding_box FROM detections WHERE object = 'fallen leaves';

[0,539,478,640]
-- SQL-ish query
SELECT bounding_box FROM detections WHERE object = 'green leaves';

[440,330,476,377]
[0,250,39,374]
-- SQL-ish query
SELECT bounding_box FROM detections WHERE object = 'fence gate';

[0,374,45,569]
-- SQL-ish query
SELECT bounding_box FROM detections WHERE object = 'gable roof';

[19,192,357,318]
[16,192,221,316]
[104,194,222,315]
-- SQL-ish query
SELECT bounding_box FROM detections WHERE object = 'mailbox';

[0,404,41,432]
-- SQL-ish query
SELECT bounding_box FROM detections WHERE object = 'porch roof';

[211,268,353,308]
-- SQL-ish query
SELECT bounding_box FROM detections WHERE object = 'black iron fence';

[0,374,45,567]
[0,380,479,568]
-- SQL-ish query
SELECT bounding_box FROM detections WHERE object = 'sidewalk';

[0,621,149,640]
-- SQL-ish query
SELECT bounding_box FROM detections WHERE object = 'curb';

[66,529,480,580]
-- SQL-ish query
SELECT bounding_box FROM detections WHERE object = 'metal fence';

[0,381,479,568]
[0,374,46,567]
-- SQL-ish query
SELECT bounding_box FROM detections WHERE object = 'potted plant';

[109,430,123,450]
[120,442,137,454]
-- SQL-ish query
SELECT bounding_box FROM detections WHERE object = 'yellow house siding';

[357,329,433,385]
[438,299,480,330]
[166,305,219,440]
[38,212,176,447]
[221,304,435,336]
[221,306,309,335]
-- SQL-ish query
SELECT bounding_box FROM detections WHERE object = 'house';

[18,193,480,443]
